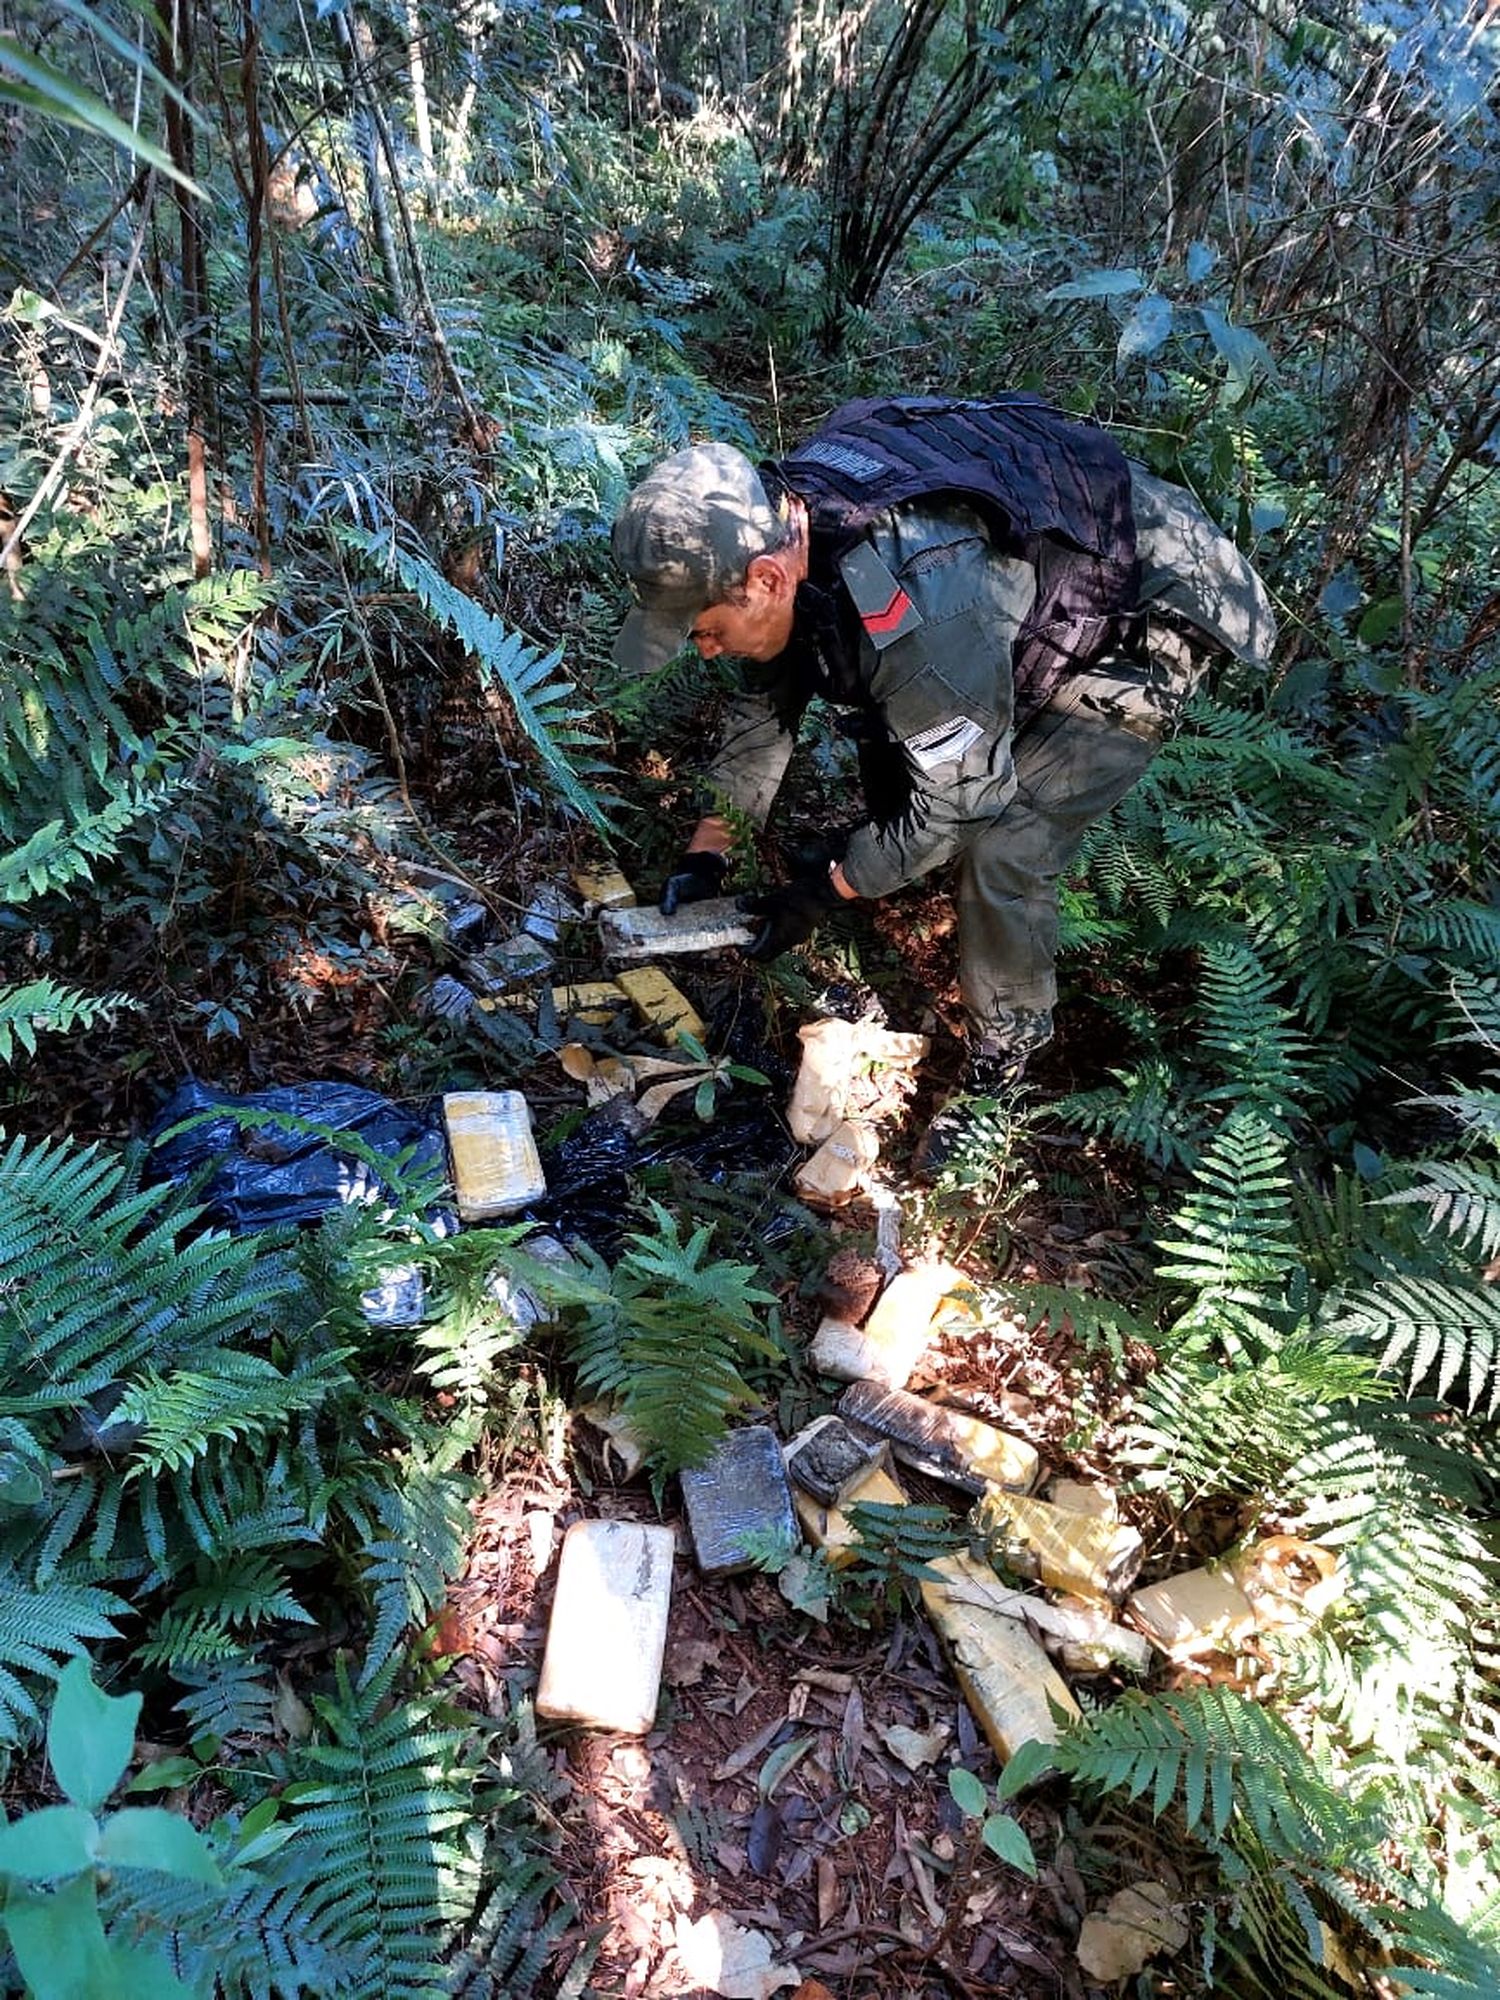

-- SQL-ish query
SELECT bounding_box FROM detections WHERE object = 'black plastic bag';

[146,1077,446,1231]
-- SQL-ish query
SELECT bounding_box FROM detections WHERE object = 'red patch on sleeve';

[862,587,914,637]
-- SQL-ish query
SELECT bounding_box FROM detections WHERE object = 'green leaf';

[948,1765,988,1819]
[125,1756,203,1794]
[994,1738,1056,1799]
[1357,597,1404,646]
[1185,240,1217,283]
[49,1659,141,1812]
[757,1733,817,1799]
[2,1873,113,1997]
[0,1804,97,1881]
[1116,293,1173,368]
[1198,304,1278,400]
[0,1447,46,1508]
[97,1806,222,1884]
[1045,267,1143,300]
[776,1550,831,1621]
[0,47,203,197]
[980,1813,1038,1877]
[46,0,206,127]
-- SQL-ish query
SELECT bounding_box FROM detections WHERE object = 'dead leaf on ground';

[672,1910,801,1998]
[882,1721,951,1771]
[1076,1880,1190,1982]
[715,1711,788,1782]
[664,1635,722,1687]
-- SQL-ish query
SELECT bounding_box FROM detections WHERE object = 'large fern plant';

[337,522,614,831]
[1009,969,1500,1991]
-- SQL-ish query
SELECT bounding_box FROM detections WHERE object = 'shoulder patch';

[839,542,925,650]
[795,438,887,482]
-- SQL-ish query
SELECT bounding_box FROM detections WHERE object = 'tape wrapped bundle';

[789,1019,928,1208]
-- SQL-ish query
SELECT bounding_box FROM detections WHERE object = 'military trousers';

[956,620,1209,1056]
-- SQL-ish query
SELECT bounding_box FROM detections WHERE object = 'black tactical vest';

[777,395,1142,717]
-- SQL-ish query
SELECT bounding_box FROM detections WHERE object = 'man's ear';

[745,550,795,601]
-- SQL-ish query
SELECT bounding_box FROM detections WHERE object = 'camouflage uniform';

[702,469,1276,1057]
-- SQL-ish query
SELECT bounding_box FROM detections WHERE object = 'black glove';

[659,849,729,916]
[737,871,845,962]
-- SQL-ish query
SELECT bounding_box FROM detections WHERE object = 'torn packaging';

[921,1551,1081,1764]
[839,1380,1039,1495]
[974,1489,1144,1603]
[783,1414,889,1506]
[786,1017,929,1144]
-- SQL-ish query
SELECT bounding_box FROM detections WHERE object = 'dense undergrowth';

[1,0,1499,1992]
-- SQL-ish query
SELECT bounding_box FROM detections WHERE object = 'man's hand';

[659,849,729,916]
[737,870,846,962]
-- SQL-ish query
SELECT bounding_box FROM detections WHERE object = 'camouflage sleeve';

[840,508,1036,900]
[702,682,807,826]
[1129,466,1277,665]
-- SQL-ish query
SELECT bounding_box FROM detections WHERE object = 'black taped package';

[146,1077,446,1231]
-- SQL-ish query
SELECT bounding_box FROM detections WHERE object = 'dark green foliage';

[274,1662,484,2000]
[102,1668,560,2000]
[1051,1687,1500,1996]
[541,1201,779,1473]
[338,525,613,831]
[840,1501,963,1614]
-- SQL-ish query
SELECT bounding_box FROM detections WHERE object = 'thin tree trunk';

[157,0,213,576]
[343,7,487,444]
[405,0,434,175]
[335,9,409,317]
[239,0,271,580]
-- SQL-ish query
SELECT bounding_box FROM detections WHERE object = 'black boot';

[913,1047,1028,1181]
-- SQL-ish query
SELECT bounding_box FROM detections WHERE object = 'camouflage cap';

[611,443,783,672]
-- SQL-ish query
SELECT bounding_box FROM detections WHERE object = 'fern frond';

[1155,1110,1300,1351]
[1393,901,1500,976]
[1058,1685,1374,1863]
[0,777,179,906]
[448,1860,583,1999]
[1124,1332,1382,1502]
[341,1445,476,1684]
[117,1346,351,1473]
[0,977,133,1062]
[1327,1277,1500,1415]
[0,1129,298,1406]
[1195,940,1313,1128]
[1055,1060,1204,1169]
[172,1655,278,1739]
[338,524,612,830]
[993,1282,1156,1365]
[562,1202,777,1473]
[288,1659,485,2000]
[0,1565,125,1739]
[1446,976,1500,1057]
[1379,1165,1500,1264]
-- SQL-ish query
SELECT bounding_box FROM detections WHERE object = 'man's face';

[688,560,797,663]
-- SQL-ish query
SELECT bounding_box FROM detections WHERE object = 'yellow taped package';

[921,1551,1081,1765]
[572,867,637,912]
[975,1489,1143,1602]
[792,1461,907,1569]
[442,1090,546,1219]
[615,966,705,1042]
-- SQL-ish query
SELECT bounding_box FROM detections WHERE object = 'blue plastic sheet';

[147,1078,446,1231]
